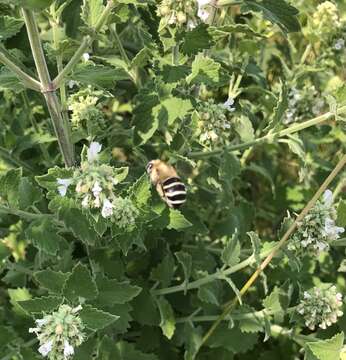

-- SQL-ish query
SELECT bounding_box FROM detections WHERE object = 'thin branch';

[189,106,346,158]
[152,245,274,296]
[198,154,346,351]
[22,8,75,167]
[0,146,34,173]
[0,48,41,91]
[52,0,116,89]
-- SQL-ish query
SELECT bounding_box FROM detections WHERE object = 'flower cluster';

[112,197,140,229]
[311,1,341,38]
[29,304,85,360]
[196,98,235,147]
[57,143,139,225]
[68,86,104,128]
[284,85,325,124]
[157,0,213,29]
[296,285,343,330]
[288,190,344,255]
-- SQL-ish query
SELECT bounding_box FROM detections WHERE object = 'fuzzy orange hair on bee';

[146,160,187,209]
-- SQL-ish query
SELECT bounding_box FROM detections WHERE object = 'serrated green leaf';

[81,0,105,28]
[0,168,22,207]
[96,275,142,306]
[221,232,240,267]
[35,167,73,196]
[0,67,25,92]
[305,333,344,360]
[18,296,62,314]
[197,280,220,305]
[207,324,258,353]
[156,297,176,339]
[175,251,192,283]
[237,306,265,333]
[151,252,175,288]
[167,209,192,231]
[114,341,159,360]
[234,115,255,142]
[131,47,151,68]
[131,289,160,326]
[113,167,129,184]
[160,65,190,84]
[70,64,129,88]
[63,263,98,301]
[26,219,61,256]
[8,288,31,316]
[129,174,151,207]
[34,269,70,295]
[58,203,98,246]
[160,97,193,125]
[18,177,42,210]
[265,81,288,131]
[0,16,24,41]
[186,54,221,86]
[181,24,213,56]
[243,0,301,33]
[80,305,119,331]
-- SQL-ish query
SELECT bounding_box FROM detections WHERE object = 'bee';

[146,160,187,209]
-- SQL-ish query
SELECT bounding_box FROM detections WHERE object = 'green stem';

[110,24,141,88]
[0,48,41,91]
[152,245,274,296]
[0,205,54,221]
[22,8,74,167]
[0,146,34,172]
[52,0,115,89]
[198,154,346,351]
[189,106,346,158]
[50,10,74,161]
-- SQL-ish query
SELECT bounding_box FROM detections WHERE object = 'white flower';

[68,80,78,89]
[72,305,83,313]
[187,20,197,30]
[323,217,344,240]
[223,97,236,112]
[335,38,345,50]
[197,0,212,6]
[64,340,74,358]
[82,195,90,208]
[94,196,101,208]
[197,7,211,22]
[57,178,73,197]
[323,189,333,207]
[82,53,90,62]
[92,181,102,198]
[38,340,53,357]
[101,198,114,218]
[87,142,102,163]
[36,318,48,327]
[29,327,39,333]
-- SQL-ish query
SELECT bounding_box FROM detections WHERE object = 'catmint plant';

[288,190,344,256]
[29,305,85,360]
[296,285,343,330]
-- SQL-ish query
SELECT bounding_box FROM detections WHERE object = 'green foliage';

[0,0,345,359]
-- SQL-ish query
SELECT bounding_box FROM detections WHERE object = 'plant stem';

[22,8,74,167]
[0,146,34,172]
[52,0,115,89]
[152,245,274,296]
[110,24,142,88]
[198,154,346,351]
[0,205,54,221]
[0,47,41,91]
[189,106,346,158]
[300,43,312,65]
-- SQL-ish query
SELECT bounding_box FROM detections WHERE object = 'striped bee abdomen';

[162,177,187,209]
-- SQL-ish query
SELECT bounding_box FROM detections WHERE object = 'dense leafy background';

[0,0,346,359]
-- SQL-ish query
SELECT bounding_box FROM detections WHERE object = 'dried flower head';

[29,304,85,360]
[296,285,343,330]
